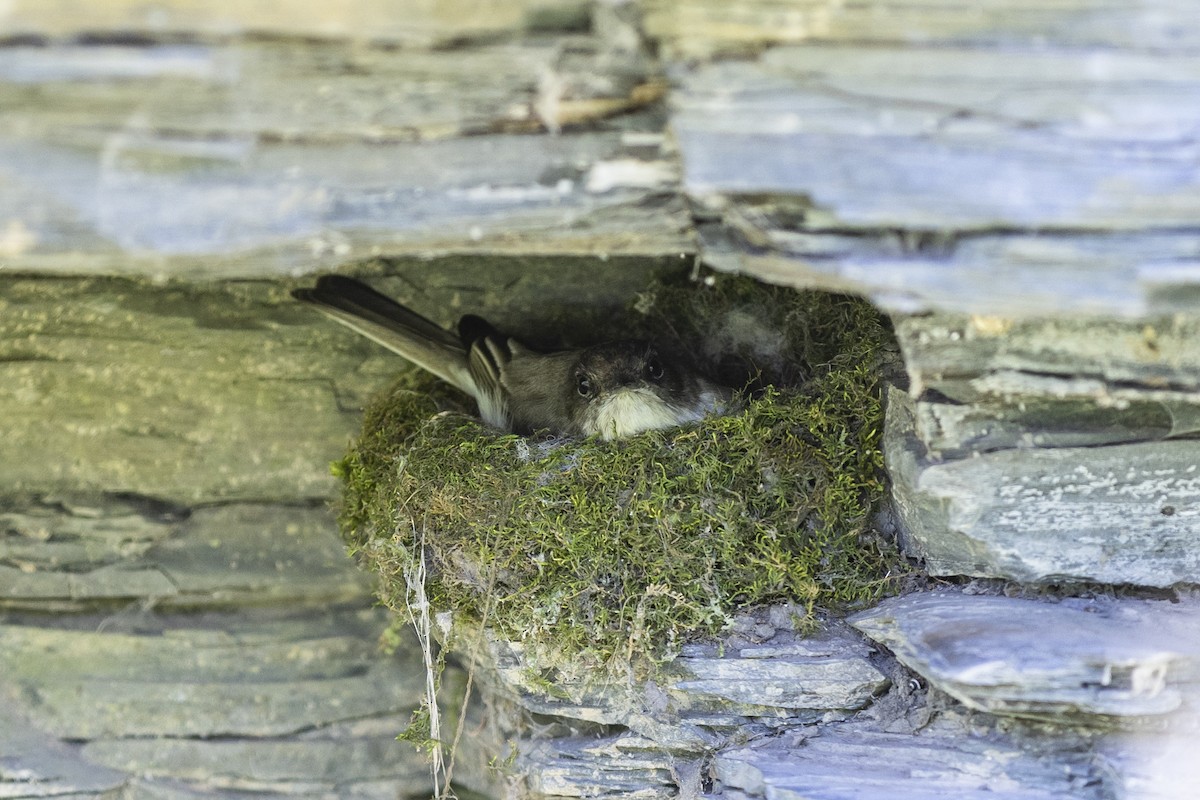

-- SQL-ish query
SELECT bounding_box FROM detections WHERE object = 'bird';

[292,275,729,440]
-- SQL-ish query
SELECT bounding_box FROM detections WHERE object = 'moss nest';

[336,271,904,670]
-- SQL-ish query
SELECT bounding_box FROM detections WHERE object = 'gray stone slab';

[701,225,1200,319]
[1,0,589,46]
[886,387,1200,586]
[520,734,677,800]
[0,498,370,609]
[0,17,683,278]
[115,777,412,800]
[442,616,890,798]
[0,278,379,504]
[475,623,886,730]
[667,631,887,713]
[674,45,1200,230]
[0,614,387,683]
[712,723,1098,800]
[907,375,1200,457]
[892,314,1200,400]
[146,504,371,607]
[0,609,424,740]
[645,0,1200,58]
[1,40,560,144]
[0,704,127,799]
[911,397,1175,458]
[851,592,1200,723]
[669,15,1200,318]
[0,127,688,277]
[82,722,425,794]
[680,130,1200,232]
[682,45,1200,141]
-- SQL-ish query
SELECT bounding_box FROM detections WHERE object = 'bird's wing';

[461,315,514,431]
[293,275,476,396]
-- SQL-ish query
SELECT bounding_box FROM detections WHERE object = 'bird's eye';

[576,374,593,398]
[646,355,664,381]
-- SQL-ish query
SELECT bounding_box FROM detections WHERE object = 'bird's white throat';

[583,387,715,441]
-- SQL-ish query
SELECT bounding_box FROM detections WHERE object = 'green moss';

[336,272,904,671]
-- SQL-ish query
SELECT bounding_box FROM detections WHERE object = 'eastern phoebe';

[293,275,729,440]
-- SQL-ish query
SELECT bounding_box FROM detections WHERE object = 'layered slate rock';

[2,0,591,45]
[0,611,420,739]
[447,617,889,798]
[0,497,371,609]
[883,311,1200,586]
[666,632,886,715]
[645,0,1200,59]
[851,591,1200,725]
[886,387,1200,587]
[713,721,1099,800]
[0,2,687,277]
[662,0,1200,319]
[0,609,429,797]
[0,703,128,799]
[0,488,433,796]
[0,278,380,504]
[843,590,1200,800]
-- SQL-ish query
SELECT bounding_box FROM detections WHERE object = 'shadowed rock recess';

[3,1,1200,799]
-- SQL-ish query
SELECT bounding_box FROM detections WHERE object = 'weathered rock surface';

[2,0,591,46]
[0,423,444,796]
[851,591,1200,724]
[887,384,1200,587]
[0,607,429,797]
[667,633,886,715]
[700,592,1200,800]
[455,594,1200,800]
[443,616,890,798]
[893,314,1200,405]
[712,721,1099,800]
[519,733,681,800]
[0,498,371,609]
[645,0,1200,59]
[663,1,1200,319]
[477,621,886,725]
[0,278,371,503]
[0,3,686,277]
[0,703,129,799]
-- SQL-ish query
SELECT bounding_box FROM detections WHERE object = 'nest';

[336,272,903,671]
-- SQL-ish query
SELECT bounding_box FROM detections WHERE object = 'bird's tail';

[292,275,475,395]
